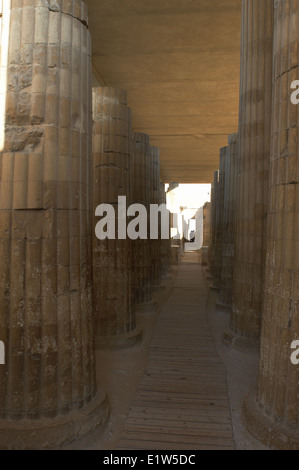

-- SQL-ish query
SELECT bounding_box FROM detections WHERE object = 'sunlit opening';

[165,183,211,249]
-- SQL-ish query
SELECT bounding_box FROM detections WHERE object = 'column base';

[96,328,143,350]
[0,389,109,450]
[243,389,299,450]
[222,327,259,351]
[136,300,158,313]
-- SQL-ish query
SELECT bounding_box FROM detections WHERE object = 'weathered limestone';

[208,174,218,285]
[159,181,171,278]
[225,0,274,348]
[244,0,299,449]
[0,0,108,449]
[216,147,226,288]
[131,132,154,309]
[150,145,163,290]
[209,166,222,291]
[200,202,211,266]
[92,87,141,348]
[203,202,211,248]
[218,134,239,312]
[207,180,215,273]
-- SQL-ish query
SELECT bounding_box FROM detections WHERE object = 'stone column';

[150,145,163,290]
[0,0,108,449]
[92,87,141,348]
[201,202,211,266]
[218,134,239,312]
[207,181,215,272]
[208,171,219,287]
[159,181,171,279]
[131,132,156,311]
[215,147,226,289]
[225,0,274,348]
[203,202,211,248]
[210,153,223,292]
[244,0,299,449]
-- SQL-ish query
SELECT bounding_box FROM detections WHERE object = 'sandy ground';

[204,268,269,450]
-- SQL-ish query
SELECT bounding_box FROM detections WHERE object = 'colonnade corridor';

[2,0,299,451]
[116,252,235,450]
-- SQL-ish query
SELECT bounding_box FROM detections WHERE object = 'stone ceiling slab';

[86,0,241,183]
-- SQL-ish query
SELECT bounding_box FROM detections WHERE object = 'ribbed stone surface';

[245,0,299,449]
[92,87,140,347]
[0,0,108,448]
[203,202,211,248]
[230,0,273,342]
[159,181,170,278]
[131,132,152,305]
[150,145,162,289]
[208,171,220,287]
[210,156,223,291]
[218,134,238,311]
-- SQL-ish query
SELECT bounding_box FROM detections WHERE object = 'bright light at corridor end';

[165,184,211,208]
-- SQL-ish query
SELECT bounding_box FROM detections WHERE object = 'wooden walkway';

[117,252,235,450]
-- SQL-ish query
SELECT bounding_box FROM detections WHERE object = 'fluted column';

[159,181,171,279]
[215,147,226,289]
[210,151,224,292]
[131,132,155,310]
[0,0,108,449]
[92,87,141,348]
[244,0,299,449]
[207,180,215,272]
[218,134,239,312]
[150,145,162,290]
[203,202,211,248]
[208,171,219,287]
[226,0,274,348]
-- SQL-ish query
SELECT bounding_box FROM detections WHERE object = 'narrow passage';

[117,252,235,450]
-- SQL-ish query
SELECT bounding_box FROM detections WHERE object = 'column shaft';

[150,146,162,289]
[131,132,152,305]
[159,181,170,278]
[0,0,108,448]
[92,87,141,347]
[245,0,299,449]
[203,202,211,248]
[230,0,274,344]
[218,134,239,311]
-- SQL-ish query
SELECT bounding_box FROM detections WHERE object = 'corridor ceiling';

[86,0,241,183]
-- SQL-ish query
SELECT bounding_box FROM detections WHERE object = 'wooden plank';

[126,417,232,430]
[116,253,235,450]
[123,424,234,439]
[127,407,233,423]
[118,431,234,447]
